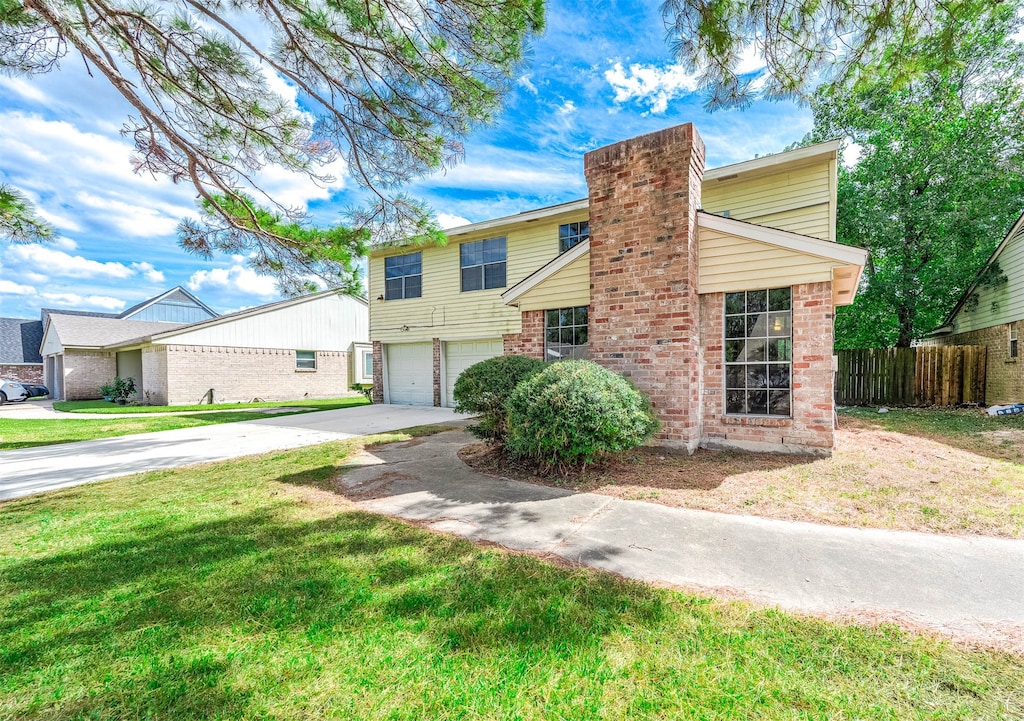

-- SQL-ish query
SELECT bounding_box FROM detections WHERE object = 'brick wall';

[700,282,835,454]
[63,350,117,400]
[432,338,442,407]
[371,341,384,403]
[0,364,43,385]
[503,310,546,359]
[142,345,169,405]
[927,321,1024,404]
[584,123,706,452]
[163,345,350,405]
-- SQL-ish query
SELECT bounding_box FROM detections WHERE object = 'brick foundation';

[503,310,546,359]
[432,338,442,407]
[927,321,1024,404]
[0,364,43,385]
[371,340,384,403]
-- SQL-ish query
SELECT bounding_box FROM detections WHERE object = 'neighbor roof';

[45,315,189,349]
[0,318,43,364]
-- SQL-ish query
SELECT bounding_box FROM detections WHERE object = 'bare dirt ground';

[460,409,1024,538]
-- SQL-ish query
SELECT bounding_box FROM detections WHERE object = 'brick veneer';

[927,321,1024,404]
[503,310,545,359]
[0,364,43,385]
[371,340,384,403]
[163,345,350,405]
[700,282,835,454]
[432,338,442,407]
[584,123,706,451]
[63,350,117,400]
[142,345,169,405]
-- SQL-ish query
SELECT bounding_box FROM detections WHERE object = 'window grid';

[558,221,590,254]
[460,237,506,292]
[545,306,589,361]
[384,252,422,300]
[724,288,792,416]
[296,350,317,370]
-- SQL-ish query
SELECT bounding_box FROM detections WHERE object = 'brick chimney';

[584,123,706,451]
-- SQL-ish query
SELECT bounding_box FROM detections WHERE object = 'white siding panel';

[156,294,368,351]
[951,228,1024,332]
[40,324,63,355]
[443,339,502,407]
[385,342,433,405]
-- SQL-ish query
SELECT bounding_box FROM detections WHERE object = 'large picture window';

[545,306,589,361]
[725,288,792,416]
[559,221,589,253]
[384,252,422,300]
[460,237,506,292]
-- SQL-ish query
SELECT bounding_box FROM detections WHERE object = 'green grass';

[53,396,370,414]
[1,438,1022,720]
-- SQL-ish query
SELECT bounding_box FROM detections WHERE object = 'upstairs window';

[725,287,792,416]
[460,237,506,292]
[296,350,317,370]
[384,252,422,300]
[545,306,589,361]
[559,221,590,253]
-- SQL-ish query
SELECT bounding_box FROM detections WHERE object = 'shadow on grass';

[0,502,661,719]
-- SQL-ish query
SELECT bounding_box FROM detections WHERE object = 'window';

[384,252,422,300]
[363,351,374,378]
[1011,325,1018,359]
[460,237,506,292]
[724,288,792,416]
[296,350,317,370]
[545,306,589,361]
[559,221,590,254]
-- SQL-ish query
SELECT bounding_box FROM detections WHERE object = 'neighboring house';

[0,317,44,385]
[926,211,1024,404]
[41,287,370,404]
[368,123,868,454]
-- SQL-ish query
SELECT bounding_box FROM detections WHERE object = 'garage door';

[444,339,503,407]
[385,342,433,405]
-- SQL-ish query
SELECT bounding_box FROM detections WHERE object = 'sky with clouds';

[0,0,812,319]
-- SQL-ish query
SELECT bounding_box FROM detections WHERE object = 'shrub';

[452,354,546,441]
[505,360,658,468]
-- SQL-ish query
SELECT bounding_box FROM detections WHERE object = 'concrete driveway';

[0,404,470,501]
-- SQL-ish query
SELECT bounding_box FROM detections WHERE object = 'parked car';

[23,384,49,398]
[0,380,29,404]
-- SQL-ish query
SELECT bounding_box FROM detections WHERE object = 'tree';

[0,183,54,242]
[808,10,1024,348]
[662,0,1023,109]
[0,0,543,288]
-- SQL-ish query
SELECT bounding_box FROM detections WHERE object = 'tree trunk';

[896,304,915,348]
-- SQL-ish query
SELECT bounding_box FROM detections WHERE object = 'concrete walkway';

[0,405,470,501]
[343,430,1024,649]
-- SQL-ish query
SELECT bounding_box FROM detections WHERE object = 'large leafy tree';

[662,0,1023,108]
[0,0,543,289]
[808,8,1024,348]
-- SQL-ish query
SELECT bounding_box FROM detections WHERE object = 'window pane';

[385,258,403,279]
[574,306,588,325]
[574,327,588,346]
[726,365,745,389]
[559,224,570,239]
[769,390,791,416]
[546,310,559,327]
[363,353,373,377]
[746,313,766,337]
[746,339,766,362]
[768,312,791,337]
[769,364,790,389]
[559,308,574,326]
[484,262,506,289]
[748,390,768,414]
[768,339,792,362]
[725,292,745,315]
[725,316,745,338]
[385,278,403,300]
[746,364,768,389]
[747,289,768,313]
[726,390,746,414]
[560,327,575,345]
[407,256,421,275]
[296,351,316,370]
[546,328,559,344]
[483,237,506,262]
[769,287,791,312]
[461,267,482,292]
[403,275,421,299]
[725,340,745,363]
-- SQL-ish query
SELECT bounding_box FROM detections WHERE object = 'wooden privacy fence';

[836,345,987,407]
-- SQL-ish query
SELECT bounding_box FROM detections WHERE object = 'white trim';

[703,140,842,181]
[501,239,591,306]
[698,212,868,266]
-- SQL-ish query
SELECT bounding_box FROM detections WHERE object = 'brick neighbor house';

[368,124,868,455]
[926,211,1024,404]
[40,287,371,404]
[0,317,44,385]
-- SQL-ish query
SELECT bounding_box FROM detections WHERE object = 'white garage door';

[444,339,503,407]
[385,342,433,405]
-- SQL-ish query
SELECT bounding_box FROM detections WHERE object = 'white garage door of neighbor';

[444,339,503,407]
[386,342,433,405]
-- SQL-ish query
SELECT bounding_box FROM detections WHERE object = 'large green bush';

[452,354,546,441]
[505,360,659,468]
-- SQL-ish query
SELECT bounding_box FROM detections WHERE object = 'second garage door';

[385,342,433,405]
[444,339,503,407]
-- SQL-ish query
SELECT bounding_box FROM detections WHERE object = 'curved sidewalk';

[343,430,1024,650]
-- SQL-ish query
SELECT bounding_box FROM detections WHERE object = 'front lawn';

[53,396,369,414]
[462,407,1024,539]
[1,436,1022,719]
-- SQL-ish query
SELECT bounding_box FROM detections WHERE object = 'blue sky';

[0,0,812,319]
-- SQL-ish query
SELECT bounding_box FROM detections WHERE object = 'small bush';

[505,360,658,468]
[452,354,546,441]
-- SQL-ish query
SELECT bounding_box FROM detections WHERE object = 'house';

[41,286,371,404]
[926,211,1024,404]
[368,123,868,454]
[0,317,44,385]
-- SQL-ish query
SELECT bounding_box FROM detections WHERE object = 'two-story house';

[368,124,868,454]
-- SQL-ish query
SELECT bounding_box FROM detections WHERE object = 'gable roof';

[696,212,868,266]
[0,318,43,364]
[502,238,591,306]
[118,286,217,320]
[933,211,1024,332]
[44,315,189,350]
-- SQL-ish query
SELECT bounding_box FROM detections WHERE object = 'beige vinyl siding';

[370,210,588,343]
[702,159,835,241]
[699,227,840,293]
[515,251,591,312]
[950,227,1024,333]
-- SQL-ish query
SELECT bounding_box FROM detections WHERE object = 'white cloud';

[52,236,79,251]
[436,213,471,229]
[604,61,700,114]
[735,44,766,75]
[0,76,48,103]
[0,279,36,295]
[557,100,577,116]
[518,74,538,94]
[132,261,165,283]
[40,292,126,310]
[5,243,136,279]
[187,265,279,298]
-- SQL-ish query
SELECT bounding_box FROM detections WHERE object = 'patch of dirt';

[460,425,1024,539]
